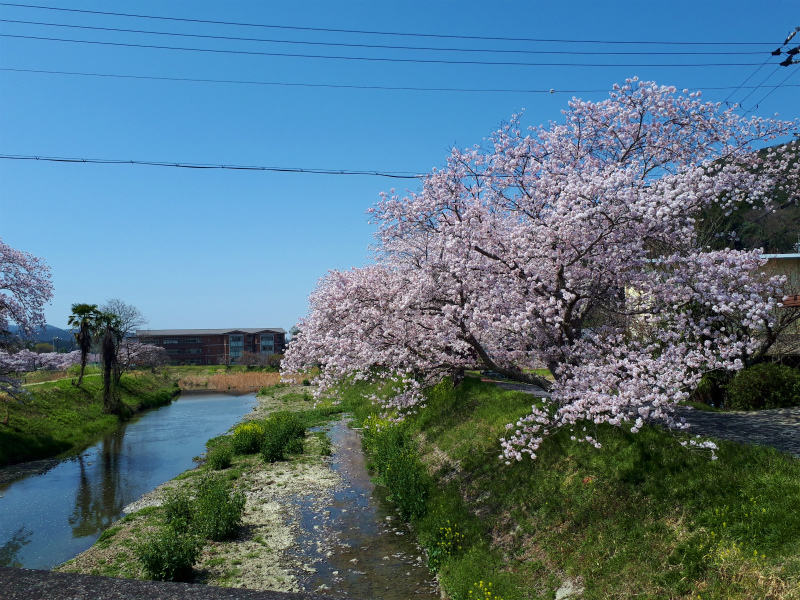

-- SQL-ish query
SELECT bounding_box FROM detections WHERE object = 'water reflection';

[0,525,32,567]
[0,392,255,569]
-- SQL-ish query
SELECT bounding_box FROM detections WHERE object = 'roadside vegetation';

[336,376,800,600]
[0,368,180,467]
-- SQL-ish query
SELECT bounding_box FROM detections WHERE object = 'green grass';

[338,376,800,600]
[0,371,180,466]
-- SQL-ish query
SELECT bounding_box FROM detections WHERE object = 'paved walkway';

[674,405,800,458]
[493,381,800,458]
[0,567,353,600]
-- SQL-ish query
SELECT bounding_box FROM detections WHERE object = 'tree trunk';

[102,329,119,414]
[465,334,553,391]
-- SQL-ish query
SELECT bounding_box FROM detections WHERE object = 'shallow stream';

[289,419,439,598]
[0,392,256,570]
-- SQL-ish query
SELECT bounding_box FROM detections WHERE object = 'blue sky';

[1,0,798,333]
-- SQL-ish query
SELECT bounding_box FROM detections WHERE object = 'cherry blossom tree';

[0,238,53,341]
[117,340,167,373]
[284,79,799,460]
[0,239,53,404]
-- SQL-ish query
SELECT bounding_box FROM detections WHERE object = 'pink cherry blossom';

[284,79,799,460]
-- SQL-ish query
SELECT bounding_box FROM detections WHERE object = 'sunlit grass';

[338,375,800,600]
[0,371,179,466]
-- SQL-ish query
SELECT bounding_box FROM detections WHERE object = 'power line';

[0,153,423,179]
[0,2,776,46]
[737,65,783,108]
[722,57,773,106]
[0,34,767,68]
[743,66,800,115]
[0,18,767,56]
[5,67,800,96]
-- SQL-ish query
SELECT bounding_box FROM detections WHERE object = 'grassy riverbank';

[337,377,800,600]
[0,371,181,467]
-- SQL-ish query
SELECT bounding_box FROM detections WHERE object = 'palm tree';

[67,303,98,387]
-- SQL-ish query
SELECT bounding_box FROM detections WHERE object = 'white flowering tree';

[284,79,799,460]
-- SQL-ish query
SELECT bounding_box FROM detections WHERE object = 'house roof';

[136,328,286,336]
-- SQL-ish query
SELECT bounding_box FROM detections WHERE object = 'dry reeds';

[179,371,282,392]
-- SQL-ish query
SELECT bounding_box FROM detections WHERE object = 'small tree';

[239,351,269,368]
[68,303,99,386]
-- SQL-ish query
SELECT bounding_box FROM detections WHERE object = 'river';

[0,392,256,570]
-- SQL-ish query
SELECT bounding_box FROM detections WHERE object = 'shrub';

[691,370,730,407]
[192,475,246,541]
[259,411,306,463]
[207,444,233,470]
[726,363,800,410]
[302,378,311,386]
[260,434,286,463]
[284,437,304,455]
[319,434,332,457]
[384,447,430,521]
[271,411,306,439]
[162,490,194,533]
[232,422,265,454]
[266,353,283,368]
[135,527,202,582]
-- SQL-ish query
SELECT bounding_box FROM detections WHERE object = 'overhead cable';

[0,19,768,56]
[0,34,767,67]
[0,2,775,46]
[5,67,800,96]
[0,154,423,179]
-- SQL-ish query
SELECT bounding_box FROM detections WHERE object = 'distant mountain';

[7,324,75,347]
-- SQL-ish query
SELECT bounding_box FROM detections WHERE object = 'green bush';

[302,378,311,386]
[192,475,246,541]
[162,490,193,532]
[135,527,202,582]
[259,411,306,463]
[271,411,306,439]
[232,422,265,454]
[726,363,800,410]
[260,434,286,463]
[384,447,430,521]
[363,418,429,521]
[207,444,233,470]
[284,437,304,455]
[691,370,730,407]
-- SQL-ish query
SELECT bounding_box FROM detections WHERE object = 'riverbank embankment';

[0,370,181,468]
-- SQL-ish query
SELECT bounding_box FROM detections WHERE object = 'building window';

[165,349,181,355]
[183,337,202,344]
[260,333,275,355]
[229,335,244,363]
[186,348,201,355]
[163,338,180,344]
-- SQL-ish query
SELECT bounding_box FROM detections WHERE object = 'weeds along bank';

[0,370,181,467]
[339,377,800,600]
